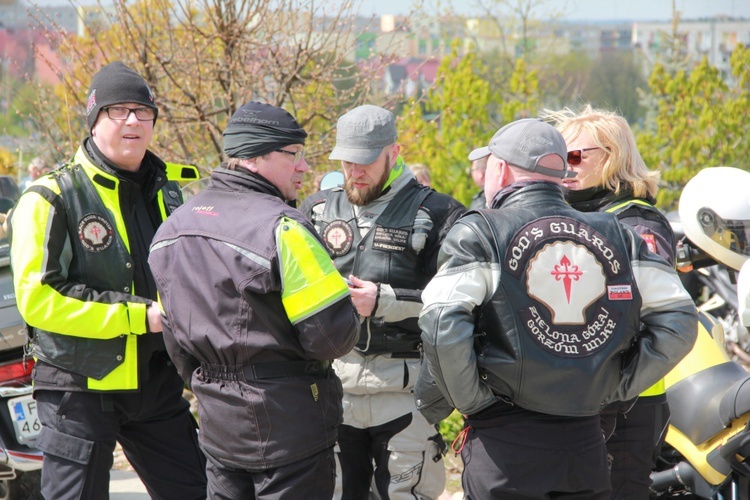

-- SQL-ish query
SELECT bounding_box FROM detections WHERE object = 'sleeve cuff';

[128,301,149,335]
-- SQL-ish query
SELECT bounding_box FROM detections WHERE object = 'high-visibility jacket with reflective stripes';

[605,197,677,398]
[10,145,198,391]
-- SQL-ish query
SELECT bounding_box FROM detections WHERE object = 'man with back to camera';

[148,101,360,499]
[300,104,466,499]
[415,118,698,498]
[10,61,206,499]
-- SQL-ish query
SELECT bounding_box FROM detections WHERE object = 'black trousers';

[602,396,670,500]
[461,416,611,499]
[34,356,206,500]
[205,447,336,499]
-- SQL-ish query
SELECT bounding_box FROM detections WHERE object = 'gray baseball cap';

[468,118,571,179]
[330,105,397,165]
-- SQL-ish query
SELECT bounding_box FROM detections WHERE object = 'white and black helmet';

[679,166,750,271]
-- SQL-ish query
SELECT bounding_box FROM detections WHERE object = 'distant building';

[633,17,750,81]
[382,57,440,98]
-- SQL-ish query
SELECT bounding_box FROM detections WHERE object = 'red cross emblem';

[550,255,583,303]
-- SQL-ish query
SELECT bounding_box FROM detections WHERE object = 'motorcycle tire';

[0,470,43,500]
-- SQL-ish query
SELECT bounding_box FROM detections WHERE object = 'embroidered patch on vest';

[520,304,622,358]
[372,226,409,252]
[608,285,633,300]
[640,233,657,254]
[324,220,353,256]
[78,213,114,252]
[505,216,631,358]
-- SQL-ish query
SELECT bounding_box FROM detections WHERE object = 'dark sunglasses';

[567,147,602,166]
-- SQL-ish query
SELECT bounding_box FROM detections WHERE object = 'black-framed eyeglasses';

[275,149,305,165]
[104,106,157,121]
[567,147,602,166]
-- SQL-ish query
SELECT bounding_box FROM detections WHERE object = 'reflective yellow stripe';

[284,273,351,324]
[605,199,653,213]
[639,378,666,397]
[164,163,200,182]
[278,217,349,324]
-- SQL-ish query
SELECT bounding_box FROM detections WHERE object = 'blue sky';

[358,0,750,21]
[30,0,750,22]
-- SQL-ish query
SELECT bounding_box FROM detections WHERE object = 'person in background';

[416,118,697,499]
[149,101,360,499]
[546,104,677,499]
[300,104,465,499]
[409,162,432,187]
[467,153,487,209]
[10,61,206,500]
[22,156,51,191]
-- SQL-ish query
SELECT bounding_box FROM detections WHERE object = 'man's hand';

[348,275,378,317]
[147,302,163,333]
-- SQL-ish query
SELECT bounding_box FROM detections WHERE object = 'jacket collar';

[566,187,647,213]
[490,181,565,209]
[210,166,294,206]
[81,137,166,197]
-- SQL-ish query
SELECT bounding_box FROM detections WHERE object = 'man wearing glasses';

[10,61,207,499]
[149,101,360,498]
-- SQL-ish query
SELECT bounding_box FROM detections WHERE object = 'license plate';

[8,394,40,445]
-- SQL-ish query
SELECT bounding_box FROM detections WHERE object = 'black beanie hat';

[85,61,158,132]
[223,102,307,159]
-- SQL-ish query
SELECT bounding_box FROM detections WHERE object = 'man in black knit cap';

[149,101,359,499]
[11,61,207,499]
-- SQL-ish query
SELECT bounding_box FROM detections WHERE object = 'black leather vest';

[319,181,432,354]
[473,185,644,415]
[33,163,181,380]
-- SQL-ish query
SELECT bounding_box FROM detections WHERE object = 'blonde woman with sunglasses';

[546,104,677,499]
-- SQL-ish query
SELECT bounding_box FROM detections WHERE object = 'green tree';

[581,51,648,124]
[399,43,497,205]
[400,44,543,205]
[637,44,750,208]
[501,57,539,123]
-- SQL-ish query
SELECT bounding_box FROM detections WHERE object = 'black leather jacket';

[416,182,697,422]
[567,188,676,266]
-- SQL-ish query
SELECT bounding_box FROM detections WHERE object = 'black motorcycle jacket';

[301,175,465,354]
[416,182,698,421]
[149,167,360,470]
[568,187,677,399]
[567,187,676,266]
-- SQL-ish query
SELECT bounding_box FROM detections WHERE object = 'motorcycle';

[668,211,746,366]
[0,233,43,499]
[650,167,750,499]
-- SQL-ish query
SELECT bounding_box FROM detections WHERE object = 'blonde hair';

[543,105,659,199]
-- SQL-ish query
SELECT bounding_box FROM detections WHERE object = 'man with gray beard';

[300,105,465,499]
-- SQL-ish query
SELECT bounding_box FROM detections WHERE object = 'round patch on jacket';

[323,220,353,256]
[78,214,114,252]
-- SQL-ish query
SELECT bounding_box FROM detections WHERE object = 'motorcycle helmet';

[679,166,750,271]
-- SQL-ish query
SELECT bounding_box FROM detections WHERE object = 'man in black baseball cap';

[10,61,206,499]
[149,101,359,498]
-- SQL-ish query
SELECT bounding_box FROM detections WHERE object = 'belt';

[200,360,331,382]
[247,360,331,380]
